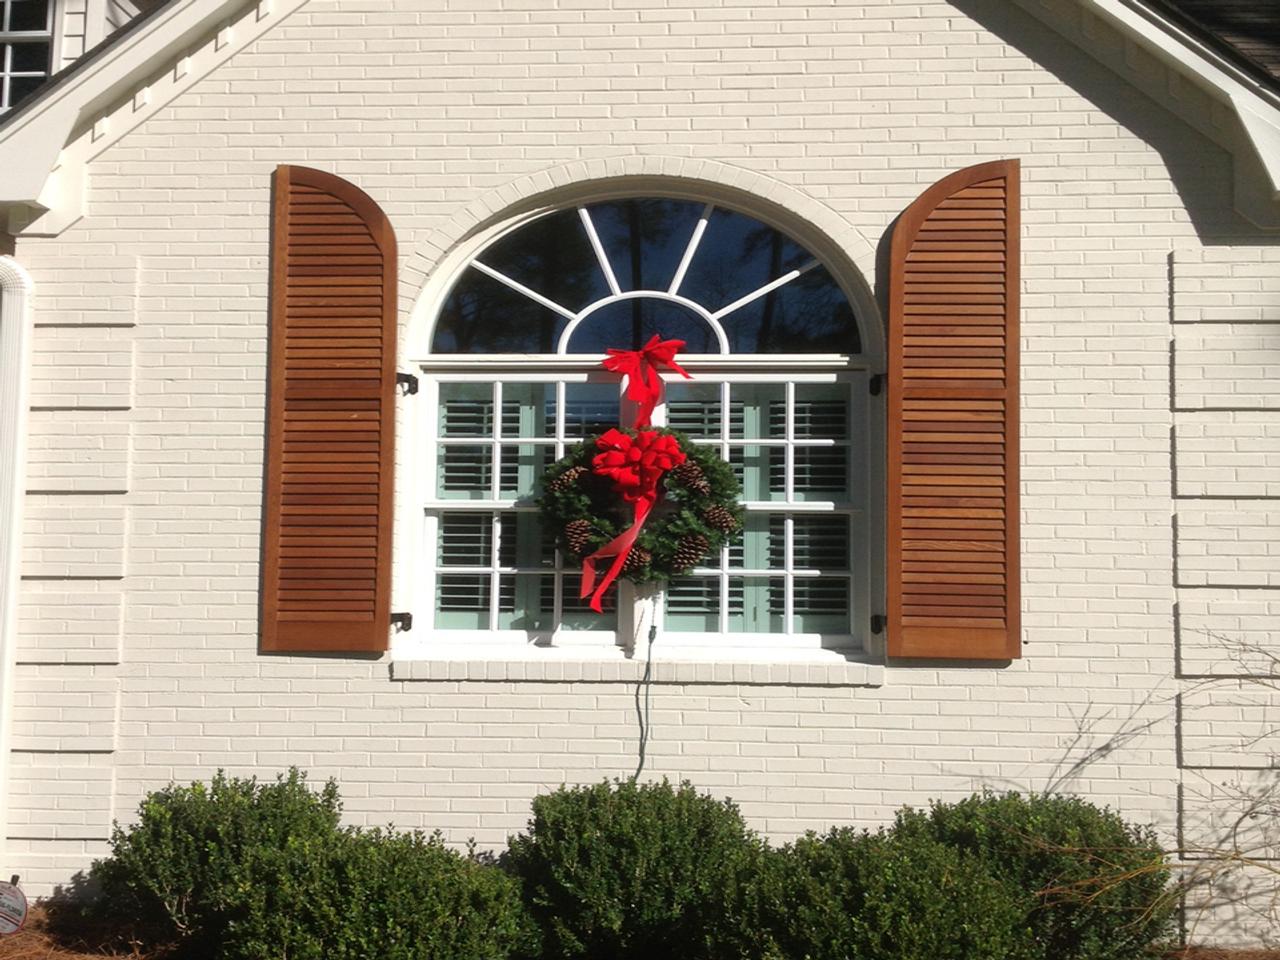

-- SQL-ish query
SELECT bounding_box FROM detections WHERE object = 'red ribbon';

[579,428,686,612]
[602,334,692,428]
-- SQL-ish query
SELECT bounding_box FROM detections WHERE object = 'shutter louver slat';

[888,160,1020,660]
[262,165,397,654]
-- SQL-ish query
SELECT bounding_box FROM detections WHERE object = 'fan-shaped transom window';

[415,196,872,660]
[431,199,861,356]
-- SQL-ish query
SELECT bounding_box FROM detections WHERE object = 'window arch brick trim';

[262,165,397,654]
[887,159,1021,661]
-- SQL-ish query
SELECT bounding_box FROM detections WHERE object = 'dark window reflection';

[567,299,717,354]
[676,207,810,314]
[587,198,705,293]
[724,264,859,354]
[430,200,861,355]
[8,0,50,32]
[476,207,608,314]
[434,268,565,353]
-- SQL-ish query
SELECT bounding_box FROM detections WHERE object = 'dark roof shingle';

[1151,0,1280,91]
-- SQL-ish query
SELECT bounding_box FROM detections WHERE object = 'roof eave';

[0,0,252,209]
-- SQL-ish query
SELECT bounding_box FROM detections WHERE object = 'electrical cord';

[633,623,657,780]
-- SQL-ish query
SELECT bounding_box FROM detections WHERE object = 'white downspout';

[0,257,33,878]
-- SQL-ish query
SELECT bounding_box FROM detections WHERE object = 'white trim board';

[0,256,34,875]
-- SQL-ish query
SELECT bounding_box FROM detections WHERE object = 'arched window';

[414,198,873,658]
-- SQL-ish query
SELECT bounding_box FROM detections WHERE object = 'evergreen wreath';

[538,428,744,585]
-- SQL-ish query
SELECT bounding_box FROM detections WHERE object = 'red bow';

[602,335,691,428]
[579,429,687,612]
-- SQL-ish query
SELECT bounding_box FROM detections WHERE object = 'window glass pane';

[500,383,554,438]
[664,577,719,631]
[566,298,717,354]
[497,574,554,631]
[499,444,549,499]
[792,516,849,571]
[793,446,849,501]
[437,574,490,629]
[561,588,616,631]
[8,0,50,32]
[588,198,706,293]
[728,577,784,633]
[677,207,809,316]
[433,268,566,353]
[664,381,720,439]
[730,384,785,440]
[10,40,47,72]
[8,72,43,106]
[437,445,492,499]
[723,265,859,354]
[563,382,618,440]
[731,445,784,500]
[727,514,782,570]
[794,383,848,440]
[439,383,492,437]
[478,207,608,314]
[793,578,851,634]
[438,512,492,567]
[498,513,554,568]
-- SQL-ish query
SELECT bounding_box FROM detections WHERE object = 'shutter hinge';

[870,614,886,635]
[396,373,419,396]
[390,612,413,632]
[869,374,884,397]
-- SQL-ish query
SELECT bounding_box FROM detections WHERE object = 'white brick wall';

[6,0,1279,941]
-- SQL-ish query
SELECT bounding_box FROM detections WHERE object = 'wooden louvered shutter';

[887,159,1020,660]
[261,165,397,653]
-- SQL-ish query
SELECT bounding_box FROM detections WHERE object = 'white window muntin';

[0,0,52,112]
[406,366,869,657]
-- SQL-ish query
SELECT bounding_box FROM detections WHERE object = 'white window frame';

[0,0,54,112]
[397,198,883,665]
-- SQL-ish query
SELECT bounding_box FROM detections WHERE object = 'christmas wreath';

[537,335,744,612]
[539,427,743,590]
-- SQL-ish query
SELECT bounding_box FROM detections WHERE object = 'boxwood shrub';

[504,778,771,960]
[761,826,1036,960]
[894,791,1177,960]
[89,768,533,960]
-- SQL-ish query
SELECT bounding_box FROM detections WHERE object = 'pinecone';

[671,461,711,496]
[622,546,652,574]
[564,518,594,555]
[702,504,739,533]
[548,465,587,493]
[671,534,710,571]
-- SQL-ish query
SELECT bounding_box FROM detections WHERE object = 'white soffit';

[1020,0,1280,207]
[0,0,305,234]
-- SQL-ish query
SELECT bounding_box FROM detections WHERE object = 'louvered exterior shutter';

[261,165,397,653]
[887,159,1020,660]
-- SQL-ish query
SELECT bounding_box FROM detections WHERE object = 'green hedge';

[894,791,1177,960]
[84,773,1177,960]
[504,778,770,960]
[761,827,1036,960]
[89,769,532,960]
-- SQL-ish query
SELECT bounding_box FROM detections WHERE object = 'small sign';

[0,882,26,935]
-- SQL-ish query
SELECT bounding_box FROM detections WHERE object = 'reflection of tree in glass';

[481,208,610,314]
[430,199,860,355]
[589,199,706,347]
[434,271,565,353]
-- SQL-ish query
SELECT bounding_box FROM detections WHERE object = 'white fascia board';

[1079,0,1280,200]
[0,0,252,206]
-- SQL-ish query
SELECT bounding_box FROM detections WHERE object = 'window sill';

[388,652,884,687]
